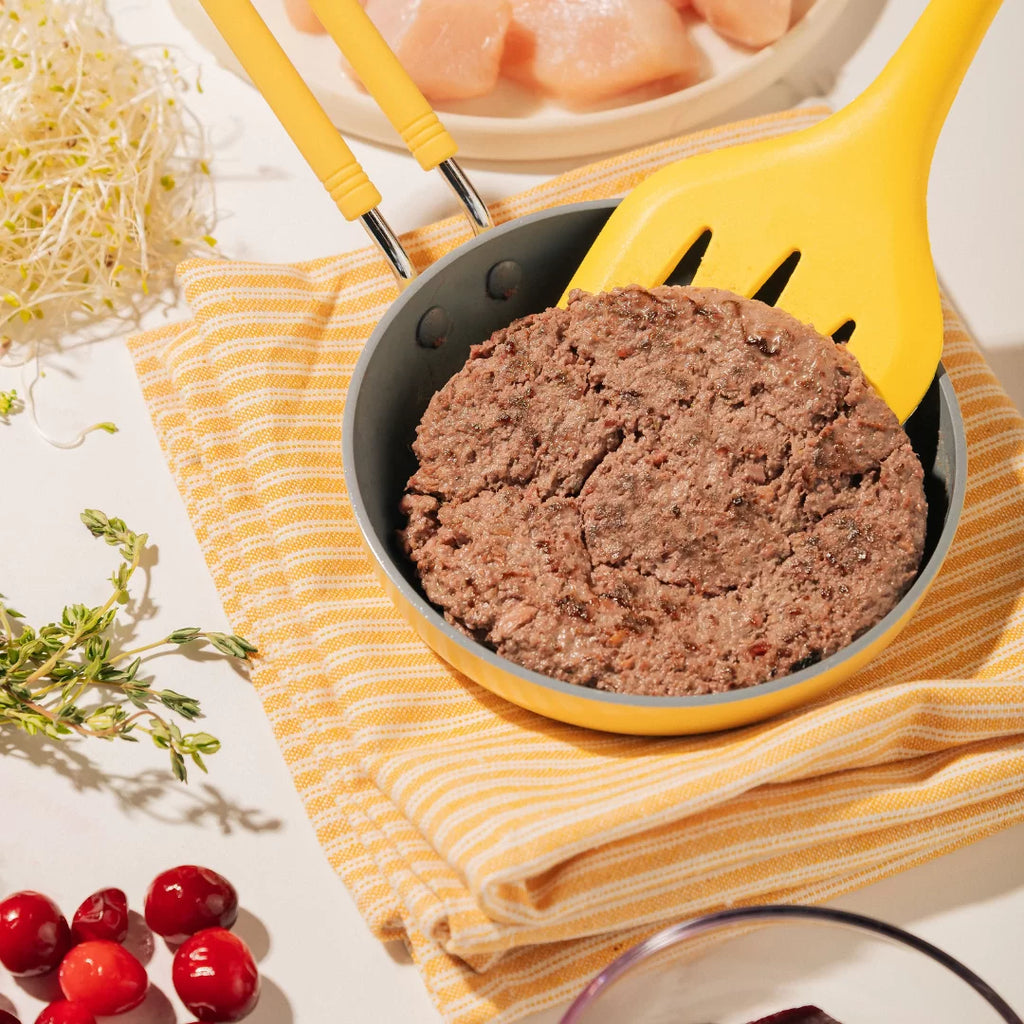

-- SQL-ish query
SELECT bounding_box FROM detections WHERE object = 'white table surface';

[2,2,1022,1022]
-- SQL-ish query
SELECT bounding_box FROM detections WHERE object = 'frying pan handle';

[307,0,459,172]
[844,0,1003,173]
[196,0,381,221]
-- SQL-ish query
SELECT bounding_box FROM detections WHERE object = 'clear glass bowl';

[559,905,1022,1024]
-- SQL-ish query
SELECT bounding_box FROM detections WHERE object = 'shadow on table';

[12,970,62,1006]
[247,976,294,1023]
[100,543,255,686]
[234,906,272,962]
[102,541,162,652]
[107,984,177,1024]
[0,730,282,835]
[978,340,1024,418]
[834,822,1024,929]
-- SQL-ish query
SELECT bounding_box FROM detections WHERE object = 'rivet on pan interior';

[416,306,453,348]
[486,260,522,300]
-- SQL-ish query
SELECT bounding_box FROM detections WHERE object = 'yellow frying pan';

[195,0,985,733]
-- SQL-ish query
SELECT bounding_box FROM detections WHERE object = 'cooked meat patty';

[398,285,927,696]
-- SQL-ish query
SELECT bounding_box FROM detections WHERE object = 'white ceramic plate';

[170,0,851,161]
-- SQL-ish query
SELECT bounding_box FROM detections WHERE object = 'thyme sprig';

[0,509,257,781]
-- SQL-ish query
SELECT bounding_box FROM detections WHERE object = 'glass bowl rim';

[559,904,1023,1024]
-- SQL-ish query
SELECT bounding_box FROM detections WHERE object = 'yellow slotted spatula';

[563,0,1002,424]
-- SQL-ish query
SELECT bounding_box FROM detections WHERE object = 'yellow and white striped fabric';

[128,106,1024,1024]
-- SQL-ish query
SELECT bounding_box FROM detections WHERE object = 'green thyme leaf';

[1,509,256,781]
[167,627,201,644]
[157,689,201,719]
[205,632,258,659]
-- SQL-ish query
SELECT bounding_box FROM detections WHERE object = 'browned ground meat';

[399,286,927,696]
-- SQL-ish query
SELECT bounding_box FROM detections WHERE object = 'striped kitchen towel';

[127,104,1024,1024]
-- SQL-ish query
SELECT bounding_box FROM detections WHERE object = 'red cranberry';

[70,888,128,945]
[747,1011,840,1024]
[58,941,148,1016]
[34,1002,96,1024]
[0,1011,21,1024]
[0,891,72,976]
[144,866,238,943]
[172,928,259,1022]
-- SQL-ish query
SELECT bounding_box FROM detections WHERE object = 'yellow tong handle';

[307,0,458,171]
[196,0,380,221]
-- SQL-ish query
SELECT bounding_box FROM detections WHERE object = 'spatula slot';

[665,229,713,286]
[832,320,857,344]
[752,250,802,307]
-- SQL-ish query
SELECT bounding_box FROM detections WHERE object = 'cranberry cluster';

[0,867,259,1023]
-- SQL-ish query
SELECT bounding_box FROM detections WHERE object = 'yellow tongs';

[194,0,492,286]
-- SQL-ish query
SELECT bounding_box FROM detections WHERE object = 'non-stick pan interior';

[347,200,616,569]
[343,199,966,727]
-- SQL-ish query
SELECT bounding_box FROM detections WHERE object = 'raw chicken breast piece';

[284,0,326,34]
[691,0,793,49]
[363,0,512,102]
[502,0,701,105]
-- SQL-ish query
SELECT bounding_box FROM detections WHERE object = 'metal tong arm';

[306,0,493,235]
[195,0,415,285]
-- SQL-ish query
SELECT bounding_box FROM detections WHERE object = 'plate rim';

[169,0,853,160]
